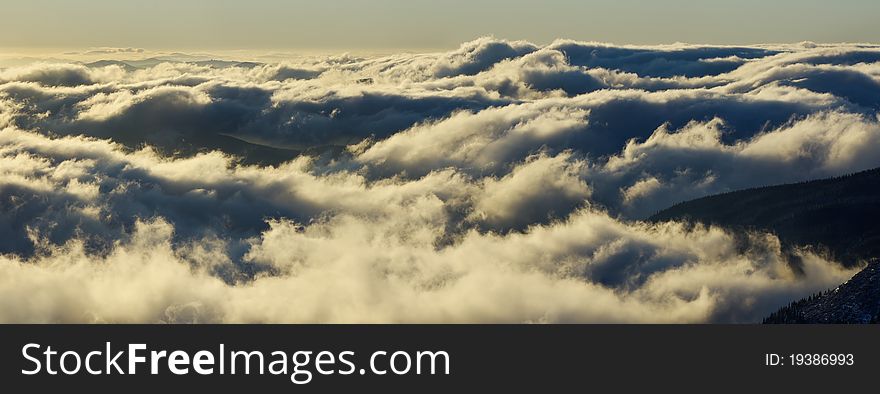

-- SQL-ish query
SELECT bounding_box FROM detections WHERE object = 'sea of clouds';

[2,37,879,322]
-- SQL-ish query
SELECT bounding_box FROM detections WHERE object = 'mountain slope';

[650,168,880,267]
[763,259,880,323]
[649,167,880,323]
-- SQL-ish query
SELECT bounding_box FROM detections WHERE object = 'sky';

[1,0,879,51]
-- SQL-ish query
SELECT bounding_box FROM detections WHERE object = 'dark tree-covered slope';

[650,167,880,267]
[649,167,880,323]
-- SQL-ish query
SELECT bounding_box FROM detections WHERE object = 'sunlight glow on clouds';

[2,37,880,322]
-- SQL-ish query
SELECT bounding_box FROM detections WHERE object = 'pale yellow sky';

[1,0,879,52]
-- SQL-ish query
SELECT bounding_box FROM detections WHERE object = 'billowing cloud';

[2,37,879,322]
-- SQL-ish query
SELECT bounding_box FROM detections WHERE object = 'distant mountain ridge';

[649,167,880,323]
[650,167,880,266]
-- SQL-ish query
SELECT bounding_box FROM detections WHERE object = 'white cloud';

[2,38,879,322]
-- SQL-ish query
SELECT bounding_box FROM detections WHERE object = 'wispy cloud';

[2,37,878,322]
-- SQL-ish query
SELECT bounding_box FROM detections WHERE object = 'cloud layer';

[2,38,879,322]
